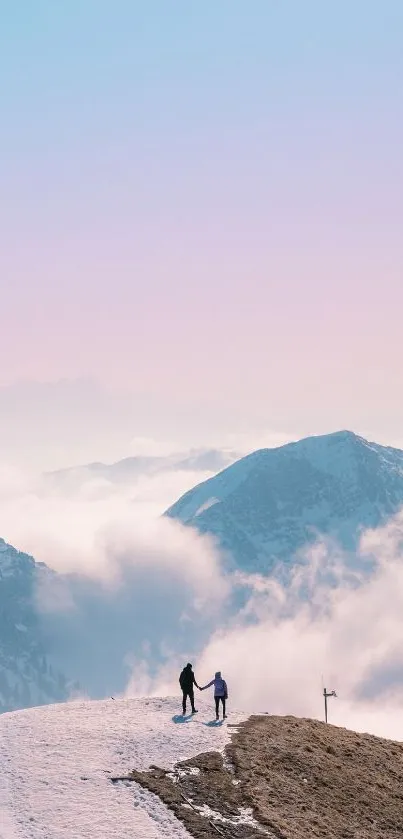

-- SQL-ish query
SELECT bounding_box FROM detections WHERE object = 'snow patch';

[191,801,269,833]
[0,696,247,838]
[194,498,220,517]
[168,767,201,783]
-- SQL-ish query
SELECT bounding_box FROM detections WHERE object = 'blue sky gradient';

[1,1,402,456]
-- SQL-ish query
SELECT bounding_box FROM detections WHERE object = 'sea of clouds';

[2,437,403,740]
[123,512,403,741]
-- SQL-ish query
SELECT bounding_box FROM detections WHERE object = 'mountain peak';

[165,431,403,572]
[277,429,369,454]
[308,429,360,444]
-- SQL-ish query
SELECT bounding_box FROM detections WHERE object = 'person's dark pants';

[215,696,226,718]
[182,689,195,714]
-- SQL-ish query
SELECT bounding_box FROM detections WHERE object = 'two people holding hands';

[179,663,228,720]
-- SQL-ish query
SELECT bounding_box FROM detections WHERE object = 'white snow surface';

[0,696,247,839]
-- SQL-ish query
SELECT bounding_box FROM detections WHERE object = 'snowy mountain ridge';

[165,430,403,572]
[0,539,74,714]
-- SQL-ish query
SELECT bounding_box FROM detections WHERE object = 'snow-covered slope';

[0,540,74,713]
[0,696,246,838]
[165,431,403,572]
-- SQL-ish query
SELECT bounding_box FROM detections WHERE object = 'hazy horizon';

[1,377,403,475]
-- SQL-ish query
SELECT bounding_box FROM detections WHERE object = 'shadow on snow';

[202,719,224,727]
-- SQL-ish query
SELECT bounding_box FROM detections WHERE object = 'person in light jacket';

[200,671,228,720]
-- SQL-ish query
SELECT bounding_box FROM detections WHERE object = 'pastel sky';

[1,1,403,465]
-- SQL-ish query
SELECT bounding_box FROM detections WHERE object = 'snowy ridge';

[0,540,73,714]
[0,696,247,838]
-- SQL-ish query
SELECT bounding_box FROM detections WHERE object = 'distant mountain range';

[44,448,238,491]
[165,430,403,572]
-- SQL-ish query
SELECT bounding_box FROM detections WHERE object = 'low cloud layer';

[0,461,223,576]
[128,513,403,740]
[0,457,230,699]
[3,448,403,740]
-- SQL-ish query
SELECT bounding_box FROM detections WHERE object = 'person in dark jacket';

[179,663,199,715]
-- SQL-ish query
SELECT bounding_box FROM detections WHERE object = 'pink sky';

[1,2,402,460]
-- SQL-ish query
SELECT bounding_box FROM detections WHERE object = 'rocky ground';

[115,715,403,838]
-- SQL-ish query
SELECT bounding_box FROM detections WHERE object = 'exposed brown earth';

[229,715,403,838]
[112,715,403,839]
[119,749,266,838]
